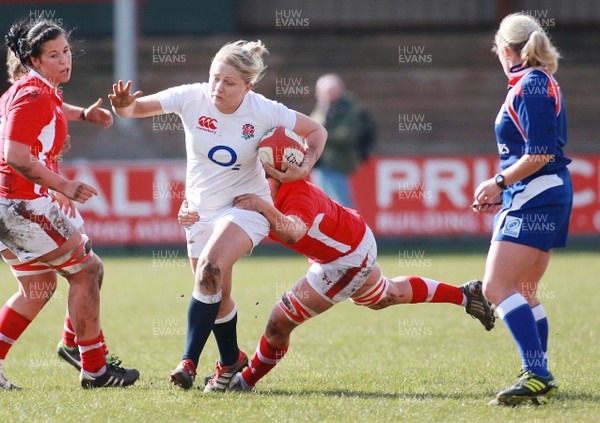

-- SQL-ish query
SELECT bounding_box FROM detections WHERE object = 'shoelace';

[107,354,122,366]
[106,356,128,375]
[182,360,196,376]
[213,362,226,378]
[211,361,236,383]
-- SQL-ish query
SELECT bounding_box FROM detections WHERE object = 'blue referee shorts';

[492,168,573,252]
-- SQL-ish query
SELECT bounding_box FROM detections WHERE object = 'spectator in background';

[310,74,375,209]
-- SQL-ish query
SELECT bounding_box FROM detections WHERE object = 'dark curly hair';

[5,17,69,69]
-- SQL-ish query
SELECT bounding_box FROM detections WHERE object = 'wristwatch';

[494,173,508,190]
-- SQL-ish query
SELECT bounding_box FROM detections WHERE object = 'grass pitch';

[1,245,599,422]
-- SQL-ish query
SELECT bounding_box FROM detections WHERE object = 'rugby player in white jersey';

[109,40,327,390]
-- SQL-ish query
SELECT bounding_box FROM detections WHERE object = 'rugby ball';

[258,127,306,172]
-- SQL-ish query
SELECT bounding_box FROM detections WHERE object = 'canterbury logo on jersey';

[197,116,218,132]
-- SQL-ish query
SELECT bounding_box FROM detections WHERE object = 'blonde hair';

[6,49,26,83]
[211,40,268,85]
[493,13,561,73]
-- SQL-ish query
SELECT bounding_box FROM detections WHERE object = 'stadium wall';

[1,0,598,38]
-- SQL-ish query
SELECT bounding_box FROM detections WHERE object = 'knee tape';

[3,255,53,277]
[45,235,94,276]
[277,291,317,325]
[351,275,390,307]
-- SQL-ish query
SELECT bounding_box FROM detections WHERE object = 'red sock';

[78,333,107,376]
[0,305,31,360]
[73,326,109,357]
[62,315,77,348]
[408,276,463,305]
[242,335,288,387]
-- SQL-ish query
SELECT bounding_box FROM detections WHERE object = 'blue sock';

[182,293,221,366]
[497,293,548,377]
[212,306,239,366]
[532,304,549,355]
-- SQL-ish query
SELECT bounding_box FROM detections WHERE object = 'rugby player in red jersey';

[0,17,138,390]
[0,48,117,377]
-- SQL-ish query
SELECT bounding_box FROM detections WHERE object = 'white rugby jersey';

[159,83,296,213]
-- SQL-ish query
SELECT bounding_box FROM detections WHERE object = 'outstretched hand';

[108,80,143,109]
[84,98,113,128]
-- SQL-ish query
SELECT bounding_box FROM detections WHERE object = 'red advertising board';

[351,155,600,237]
[351,156,497,236]
[61,156,600,245]
[61,161,187,245]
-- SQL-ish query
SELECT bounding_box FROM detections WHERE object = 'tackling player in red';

[179,175,495,392]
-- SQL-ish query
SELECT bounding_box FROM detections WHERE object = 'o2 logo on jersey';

[197,116,218,133]
[208,145,240,169]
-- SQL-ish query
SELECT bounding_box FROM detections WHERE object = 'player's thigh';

[265,276,334,341]
[291,276,336,315]
[1,248,17,260]
[17,271,58,300]
[2,247,59,295]
[483,240,547,302]
[200,210,266,269]
[197,221,251,271]
[189,257,198,274]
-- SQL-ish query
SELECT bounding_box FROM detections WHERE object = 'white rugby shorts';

[0,195,76,261]
[306,226,378,304]
[184,206,270,259]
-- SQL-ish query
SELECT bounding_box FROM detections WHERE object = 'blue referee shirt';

[494,64,571,181]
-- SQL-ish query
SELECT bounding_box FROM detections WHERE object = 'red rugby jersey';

[0,71,67,199]
[271,179,367,264]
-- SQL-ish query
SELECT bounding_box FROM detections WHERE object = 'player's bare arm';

[472,154,553,212]
[109,80,164,118]
[501,154,554,185]
[269,112,326,183]
[5,139,97,203]
[233,194,307,244]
